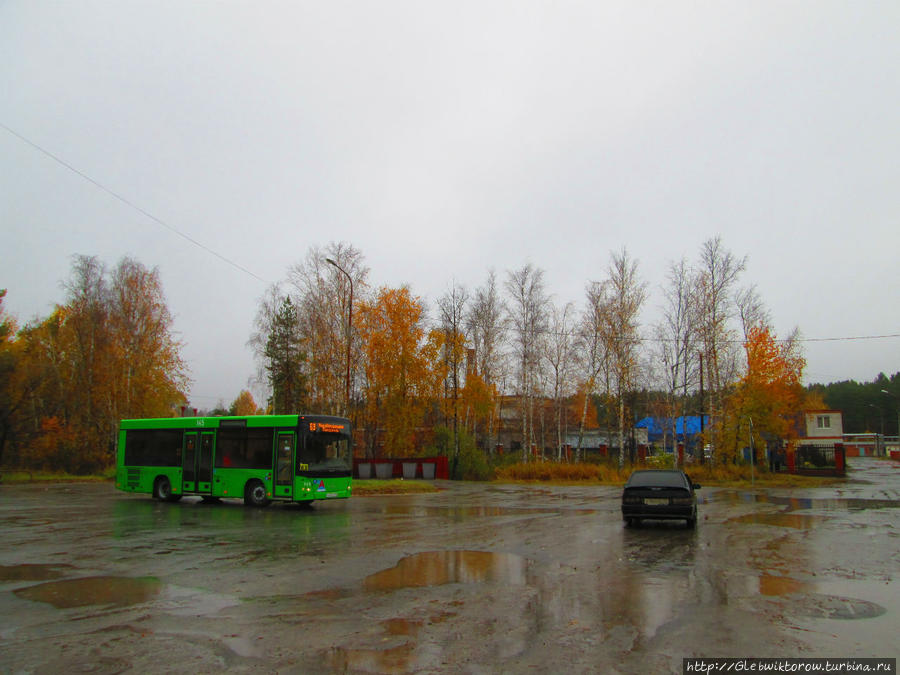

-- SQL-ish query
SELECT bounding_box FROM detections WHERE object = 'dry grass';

[495,461,843,488]
[0,468,115,484]
[496,462,631,484]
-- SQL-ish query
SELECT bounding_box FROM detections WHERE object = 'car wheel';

[244,480,271,508]
[686,516,696,529]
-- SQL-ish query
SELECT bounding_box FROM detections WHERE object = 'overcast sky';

[2,1,898,409]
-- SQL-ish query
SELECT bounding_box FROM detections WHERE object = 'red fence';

[353,456,449,480]
[788,443,846,477]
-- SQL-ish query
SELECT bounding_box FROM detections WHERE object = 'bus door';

[182,432,198,492]
[274,432,295,499]
[182,431,214,494]
[197,432,214,494]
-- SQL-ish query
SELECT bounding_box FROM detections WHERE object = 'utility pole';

[748,416,754,488]
[882,390,899,452]
[699,352,705,465]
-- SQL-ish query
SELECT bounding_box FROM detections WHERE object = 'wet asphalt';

[1,458,898,674]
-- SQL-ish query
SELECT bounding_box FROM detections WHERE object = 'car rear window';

[626,471,688,488]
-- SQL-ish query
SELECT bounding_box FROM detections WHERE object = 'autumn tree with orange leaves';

[230,390,262,416]
[357,286,443,458]
[713,324,807,463]
[1,257,189,473]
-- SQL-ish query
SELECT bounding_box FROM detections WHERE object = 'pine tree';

[264,296,306,413]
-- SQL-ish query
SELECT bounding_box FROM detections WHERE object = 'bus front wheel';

[244,480,271,508]
[153,476,182,502]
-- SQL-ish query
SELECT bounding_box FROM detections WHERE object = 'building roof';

[634,415,710,442]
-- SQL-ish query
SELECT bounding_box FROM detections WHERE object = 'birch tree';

[694,237,746,462]
[544,301,576,460]
[605,249,646,468]
[576,280,612,461]
[466,270,504,451]
[654,257,699,462]
[504,264,549,461]
[286,242,368,416]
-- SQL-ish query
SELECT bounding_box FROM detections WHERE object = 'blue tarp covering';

[635,415,710,442]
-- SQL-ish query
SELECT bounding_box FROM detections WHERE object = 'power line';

[6,123,896,349]
[1,121,267,284]
[799,333,900,343]
[500,326,900,345]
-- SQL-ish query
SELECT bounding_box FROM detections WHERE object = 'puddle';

[0,564,73,582]
[753,575,888,620]
[788,594,887,620]
[727,513,828,529]
[14,576,162,608]
[711,491,900,512]
[364,550,530,592]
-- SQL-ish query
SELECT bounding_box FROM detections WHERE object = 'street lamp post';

[867,403,884,436]
[882,390,899,443]
[326,258,353,415]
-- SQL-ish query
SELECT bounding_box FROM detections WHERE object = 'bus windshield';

[298,432,351,474]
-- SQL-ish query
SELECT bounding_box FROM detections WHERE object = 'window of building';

[816,415,831,430]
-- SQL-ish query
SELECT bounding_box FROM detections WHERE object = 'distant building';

[797,410,843,447]
[634,415,709,455]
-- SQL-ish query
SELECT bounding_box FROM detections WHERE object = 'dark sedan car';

[621,469,701,528]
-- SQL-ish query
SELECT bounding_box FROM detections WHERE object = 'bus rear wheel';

[244,480,271,508]
[153,476,181,502]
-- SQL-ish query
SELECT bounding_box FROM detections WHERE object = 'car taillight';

[671,497,693,505]
[623,495,642,504]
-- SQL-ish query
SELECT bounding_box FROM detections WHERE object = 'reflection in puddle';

[383,618,422,636]
[14,576,162,608]
[727,513,828,529]
[374,505,560,520]
[364,550,530,591]
[329,642,415,673]
[326,618,422,673]
[758,574,814,596]
[0,564,73,582]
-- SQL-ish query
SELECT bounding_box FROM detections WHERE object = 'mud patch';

[727,513,828,529]
[0,563,74,582]
[363,550,530,591]
[14,576,162,609]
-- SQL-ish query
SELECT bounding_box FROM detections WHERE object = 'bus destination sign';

[309,422,346,433]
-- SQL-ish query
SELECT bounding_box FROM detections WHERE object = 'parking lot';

[2,458,898,673]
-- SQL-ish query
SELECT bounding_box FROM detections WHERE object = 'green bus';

[115,414,353,507]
